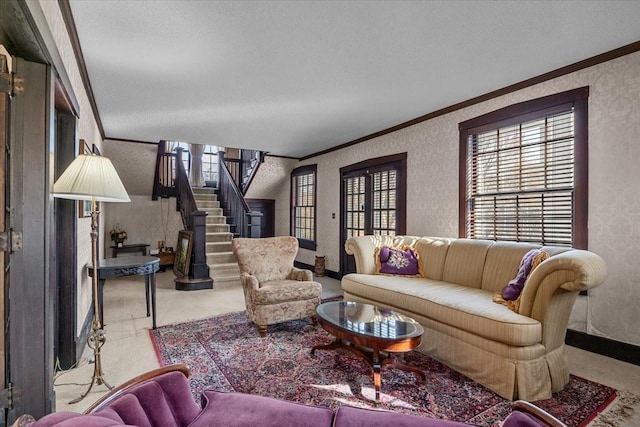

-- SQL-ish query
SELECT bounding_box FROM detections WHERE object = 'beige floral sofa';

[343,235,607,401]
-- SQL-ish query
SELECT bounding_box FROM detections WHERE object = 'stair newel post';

[190,210,210,279]
[175,147,185,211]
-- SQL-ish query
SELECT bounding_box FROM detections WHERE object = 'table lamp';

[53,153,130,403]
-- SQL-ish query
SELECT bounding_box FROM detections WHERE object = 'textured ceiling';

[68,1,640,158]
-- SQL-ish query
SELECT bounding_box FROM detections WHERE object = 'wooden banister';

[152,140,178,200]
[218,151,262,238]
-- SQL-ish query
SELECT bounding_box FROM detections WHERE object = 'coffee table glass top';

[316,301,423,340]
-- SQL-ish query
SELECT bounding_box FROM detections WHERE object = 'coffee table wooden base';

[311,339,426,403]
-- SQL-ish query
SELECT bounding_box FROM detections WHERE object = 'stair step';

[194,192,217,198]
[207,224,230,234]
[206,232,233,242]
[206,241,232,252]
[195,194,218,201]
[193,188,216,194]
[196,200,220,209]
[206,216,227,225]
[207,252,237,264]
[202,207,223,216]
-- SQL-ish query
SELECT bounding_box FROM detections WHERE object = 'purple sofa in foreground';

[13,364,566,427]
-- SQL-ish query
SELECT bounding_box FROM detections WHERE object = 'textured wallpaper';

[250,52,640,347]
[104,195,185,255]
[39,0,105,334]
[103,139,158,196]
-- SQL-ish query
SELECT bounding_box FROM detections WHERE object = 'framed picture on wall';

[78,200,96,218]
[173,230,193,278]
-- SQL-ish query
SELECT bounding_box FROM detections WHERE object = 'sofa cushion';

[375,246,421,277]
[480,242,540,293]
[342,274,541,346]
[441,239,493,288]
[413,237,453,281]
[93,370,202,427]
[334,405,467,426]
[188,390,334,427]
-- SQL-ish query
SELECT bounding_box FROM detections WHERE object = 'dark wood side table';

[110,243,150,258]
[87,256,160,329]
[155,251,175,272]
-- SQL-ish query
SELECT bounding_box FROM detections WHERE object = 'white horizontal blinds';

[293,171,315,241]
[371,170,397,236]
[345,176,366,238]
[466,109,575,246]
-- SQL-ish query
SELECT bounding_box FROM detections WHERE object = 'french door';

[340,153,407,274]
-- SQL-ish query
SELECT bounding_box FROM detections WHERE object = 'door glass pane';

[345,176,366,238]
[371,170,397,235]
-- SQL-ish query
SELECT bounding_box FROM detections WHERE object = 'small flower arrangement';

[109,224,128,243]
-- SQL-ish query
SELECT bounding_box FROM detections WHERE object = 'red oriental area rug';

[150,311,616,427]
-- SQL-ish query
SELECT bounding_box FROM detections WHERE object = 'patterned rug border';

[149,310,620,427]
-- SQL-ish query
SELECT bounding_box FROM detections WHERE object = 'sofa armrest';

[518,249,607,319]
[85,364,192,413]
[507,400,567,427]
[288,267,313,281]
[344,235,421,274]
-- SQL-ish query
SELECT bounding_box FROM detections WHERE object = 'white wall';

[249,51,640,347]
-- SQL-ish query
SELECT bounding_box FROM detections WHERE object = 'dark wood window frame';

[459,87,589,249]
[290,164,317,250]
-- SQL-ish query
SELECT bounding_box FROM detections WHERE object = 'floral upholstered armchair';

[231,236,322,337]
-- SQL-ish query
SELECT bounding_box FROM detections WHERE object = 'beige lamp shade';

[53,154,130,202]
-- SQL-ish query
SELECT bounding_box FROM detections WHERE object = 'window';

[459,87,588,248]
[201,145,219,184]
[291,165,317,250]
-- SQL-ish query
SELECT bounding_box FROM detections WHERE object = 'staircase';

[192,187,241,288]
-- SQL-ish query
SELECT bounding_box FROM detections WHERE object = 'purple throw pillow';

[375,246,420,276]
[501,249,541,301]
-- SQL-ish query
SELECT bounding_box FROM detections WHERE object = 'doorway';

[247,199,275,238]
[339,153,407,274]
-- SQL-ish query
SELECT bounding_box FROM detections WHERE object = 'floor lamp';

[53,153,130,404]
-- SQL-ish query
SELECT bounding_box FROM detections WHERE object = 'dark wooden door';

[247,199,275,238]
[339,154,407,275]
[5,56,56,423]
[0,54,9,424]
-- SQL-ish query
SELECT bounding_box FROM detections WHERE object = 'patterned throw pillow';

[374,246,421,277]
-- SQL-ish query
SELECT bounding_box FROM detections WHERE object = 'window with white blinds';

[460,88,589,248]
[291,164,317,250]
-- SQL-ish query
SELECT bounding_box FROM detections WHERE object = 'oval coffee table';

[311,301,425,403]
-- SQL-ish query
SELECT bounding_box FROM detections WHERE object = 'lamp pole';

[69,197,112,404]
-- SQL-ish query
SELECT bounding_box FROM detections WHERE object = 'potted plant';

[109,224,128,246]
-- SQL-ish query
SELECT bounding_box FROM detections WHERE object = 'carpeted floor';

[150,311,617,427]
